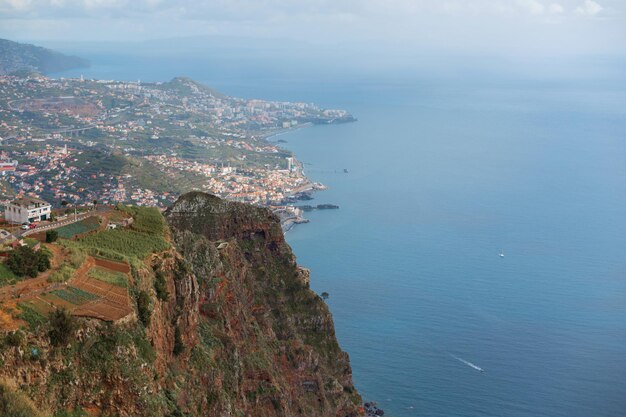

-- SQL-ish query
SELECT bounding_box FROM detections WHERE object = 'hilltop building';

[4,197,51,223]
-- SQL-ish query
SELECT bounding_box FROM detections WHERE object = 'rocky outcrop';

[165,191,361,417]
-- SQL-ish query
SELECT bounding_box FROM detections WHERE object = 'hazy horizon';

[2,0,626,77]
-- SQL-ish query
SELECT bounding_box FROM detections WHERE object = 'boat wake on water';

[449,354,485,373]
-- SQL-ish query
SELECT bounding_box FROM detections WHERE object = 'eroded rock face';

[165,192,362,417]
[166,192,285,244]
[0,192,361,417]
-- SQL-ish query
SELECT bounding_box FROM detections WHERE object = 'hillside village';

[0,72,352,331]
[0,74,352,233]
[0,71,355,330]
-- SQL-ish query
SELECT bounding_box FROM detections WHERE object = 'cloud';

[575,0,603,16]
[3,0,33,10]
[549,3,565,13]
[0,0,623,57]
[517,0,546,15]
[0,0,608,20]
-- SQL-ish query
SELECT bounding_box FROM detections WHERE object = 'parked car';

[28,223,37,229]
[21,223,30,230]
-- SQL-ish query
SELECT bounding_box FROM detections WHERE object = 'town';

[0,74,353,228]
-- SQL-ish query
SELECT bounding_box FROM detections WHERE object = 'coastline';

[261,123,328,232]
[270,118,389,417]
[260,122,314,142]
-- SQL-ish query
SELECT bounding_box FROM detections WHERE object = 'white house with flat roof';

[4,197,51,224]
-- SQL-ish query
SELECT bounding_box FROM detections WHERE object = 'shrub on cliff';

[6,246,51,278]
[136,290,152,326]
[45,230,58,243]
[3,330,25,347]
[154,270,169,301]
[48,309,75,347]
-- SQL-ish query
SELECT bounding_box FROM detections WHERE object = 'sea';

[54,48,626,417]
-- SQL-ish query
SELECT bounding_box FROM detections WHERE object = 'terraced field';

[0,206,156,326]
[51,286,99,305]
[19,298,55,315]
[56,216,101,239]
[88,266,128,287]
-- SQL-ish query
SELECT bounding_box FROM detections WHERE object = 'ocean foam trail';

[450,354,484,372]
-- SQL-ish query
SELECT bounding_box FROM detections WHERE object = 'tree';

[6,246,51,278]
[61,200,68,207]
[154,270,169,301]
[48,309,75,346]
[36,253,50,272]
[92,199,98,210]
[136,290,152,326]
[45,230,58,243]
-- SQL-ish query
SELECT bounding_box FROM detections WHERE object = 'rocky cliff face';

[165,191,361,417]
[0,192,361,417]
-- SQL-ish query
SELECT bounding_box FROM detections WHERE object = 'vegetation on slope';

[75,206,169,262]
[0,379,49,417]
[6,246,51,278]
[0,38,89,75]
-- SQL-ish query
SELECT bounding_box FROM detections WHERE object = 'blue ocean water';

[281,83,626,417]
[56,54,626,417]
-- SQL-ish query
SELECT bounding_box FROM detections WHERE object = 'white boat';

[499,252,505,258]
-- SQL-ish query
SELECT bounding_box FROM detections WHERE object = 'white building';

[4,197,52,224]
[0,158,17,176]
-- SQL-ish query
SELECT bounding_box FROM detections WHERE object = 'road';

[16,207,110,238]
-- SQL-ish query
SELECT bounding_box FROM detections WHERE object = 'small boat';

[499,252,505,258]
[343,168,349,174]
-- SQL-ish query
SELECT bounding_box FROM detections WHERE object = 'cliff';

[0,192,362,417]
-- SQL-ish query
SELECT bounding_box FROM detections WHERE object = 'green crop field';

[51,287,99,305]
[17,303,46,329]
[79,229,169,260]
[76,206,170,261]
[56,216,101,239]
[88,266,128,288]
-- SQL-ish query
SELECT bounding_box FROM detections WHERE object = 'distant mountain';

[0,38,89,75]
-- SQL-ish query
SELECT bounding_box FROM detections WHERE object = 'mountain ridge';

[0,39,89,75]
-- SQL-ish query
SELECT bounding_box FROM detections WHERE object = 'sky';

[0,0,625,68]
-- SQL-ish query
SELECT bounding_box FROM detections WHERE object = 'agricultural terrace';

[75,206,169,262]
[55,216,101,239]
[0,205,170,329]
[1,253,133,326]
